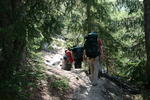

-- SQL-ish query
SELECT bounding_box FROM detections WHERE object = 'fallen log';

[98,71,141,94]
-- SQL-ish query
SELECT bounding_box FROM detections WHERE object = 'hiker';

[83,32,103,86]
[98,36,104,73]
[71,46,84,68]
[62,49,74,71]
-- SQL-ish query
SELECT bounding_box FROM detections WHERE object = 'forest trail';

[31,39,141,100]
[42,45,64,69]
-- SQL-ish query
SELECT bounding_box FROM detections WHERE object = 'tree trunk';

[86,0,92,33]
[0,0,26,80]
[144,0,150,85]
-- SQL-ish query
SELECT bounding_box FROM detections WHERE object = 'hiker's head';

[84,32,99,40]
[90,32,97,34]
[68,48,71,51]
[91,32,100,39]
[89,32,98,38]
[73,45,77,48]
[65,50,67,53]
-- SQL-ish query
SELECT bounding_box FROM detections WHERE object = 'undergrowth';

[48,75,69,91]
[0,53,45,100]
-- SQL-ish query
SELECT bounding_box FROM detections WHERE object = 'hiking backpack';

[84,32,100,58]
[71,47,84,61]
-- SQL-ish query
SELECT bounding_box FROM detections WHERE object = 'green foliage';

[0,0,147,99]
[116,0,143,14]
[51,38,65,48]
[0,1,64,99]
[60,0,146,85]
[119,59,146,83]
[24,0,66,52]
[49,75,69,91]
[111,0,145,83]
[125,60,146,82]
[0,54,45,100]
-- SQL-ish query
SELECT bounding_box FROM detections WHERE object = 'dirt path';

[40,44,128,100]
[31,39,141,100]
[42,45,65,69]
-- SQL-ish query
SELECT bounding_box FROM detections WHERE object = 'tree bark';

[0,0,25,80]
[86,0,92,33]
[144,0,150,85]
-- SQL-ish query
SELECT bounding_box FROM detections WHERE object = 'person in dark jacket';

[83,32,104,86]
[71,46,84,69]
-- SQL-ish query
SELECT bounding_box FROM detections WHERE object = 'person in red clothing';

[98,38,104,75]
[98,39,104,60]
[62,49,74,71]
[65,49,74,63]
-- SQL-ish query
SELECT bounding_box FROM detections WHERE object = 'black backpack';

[71,47,84,61]
[84,32,99,58]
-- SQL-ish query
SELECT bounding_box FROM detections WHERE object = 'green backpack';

[84,32,99,58]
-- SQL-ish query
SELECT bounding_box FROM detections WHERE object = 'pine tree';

[144,0,150,85]
[0,0,26,80]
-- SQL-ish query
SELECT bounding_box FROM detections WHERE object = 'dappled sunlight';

[0,0,149,100]
[39,42,142,100]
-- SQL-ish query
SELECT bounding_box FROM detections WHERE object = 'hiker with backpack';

[83,32,103,86]
[62,49,74,71]
[71,46,84,68]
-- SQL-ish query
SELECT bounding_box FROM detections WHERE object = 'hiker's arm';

[100,45,104,60]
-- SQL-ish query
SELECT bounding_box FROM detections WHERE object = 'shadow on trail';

[72,78,133,100]
[46,67,135,100]
[141,90,150,100]
[42,46,142,100]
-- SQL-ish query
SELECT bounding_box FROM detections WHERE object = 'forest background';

[0,0,149,100]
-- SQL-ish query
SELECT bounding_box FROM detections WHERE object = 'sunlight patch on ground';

[42,38,66,69]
